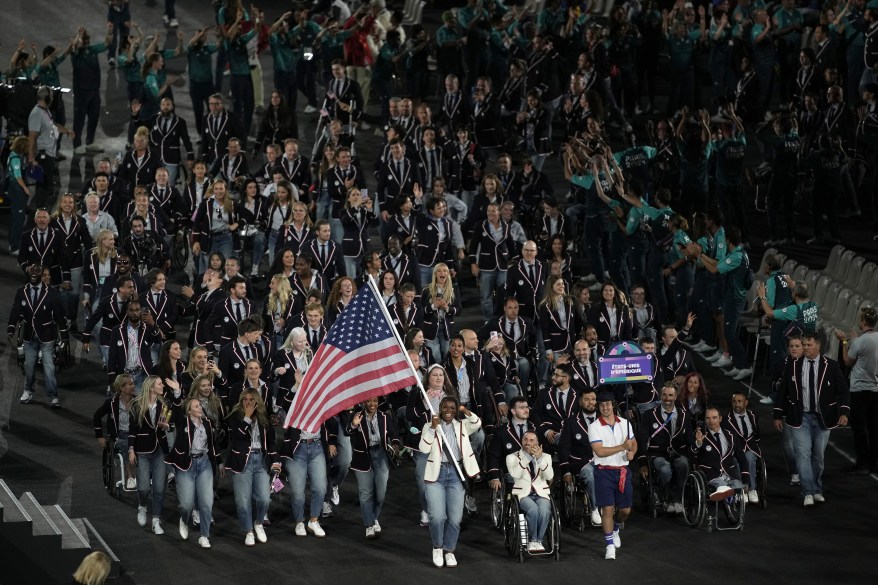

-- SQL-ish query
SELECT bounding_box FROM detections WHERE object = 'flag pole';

[366,275,466,483]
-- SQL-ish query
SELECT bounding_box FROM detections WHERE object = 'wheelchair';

[639,456,672,518]
[682,469,746,533]
[502,492,561,562]
[101,439,136,498]
[557,475,598,532]
[490,478,508,530]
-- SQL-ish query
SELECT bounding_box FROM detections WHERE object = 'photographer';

[122,216,170,276]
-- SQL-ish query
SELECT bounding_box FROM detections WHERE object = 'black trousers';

[851,391,878,469]
[72,89,101,148]
[31,152,57,212]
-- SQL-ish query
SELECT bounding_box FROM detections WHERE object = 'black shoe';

[844,465,871,475]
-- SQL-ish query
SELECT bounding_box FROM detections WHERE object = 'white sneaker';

[705,351,724,363]
[733,368,753,381]
[588,281,603,292]
[748,490,759,504]
[464,494,477,513]
[373,520,381,534]
[529,541,545,552]
[674,502,684,514]
[420,510,430,526]
[152,518,164,535]
[724,367,741,377]
[605,545,616,560]
[790,474,800,486]
[192,509,200,525]
[254,524,268,543]
[365,526,377,539]
[590,508,602,525]
[170,18,179,28]
[714,355,733,368]
[73,146,87,156]
[137,507,147,527]
[759,396,774,405]
[198,536,211,548]
[179,519,189,540]
[294,522,307,536]
[359,121,372,130]
[803,495,815,507]
[322,502,334,518]
[432,547,444,567]
[813,494,825,503]
[244,532,256,546]
[691,341,714,353]
[612,530,621,548]
[50,398,61,408]
[307,520,326,537]
[330,485,340,505]
[710,485,733,502]
[85,143,103,153]
[304,105,317,114]
[444,552,457,567]
[126,478,136,490]
[162,14,170,24]
[663,501,674,513]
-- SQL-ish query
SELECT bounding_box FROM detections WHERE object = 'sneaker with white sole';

[192,509,200,525]
[748,490,759,504]
[169,18,179,28]
[244,532,256,546]
[360,121,372,130]
[73,146,87,156]
[137,506,147,527]
[705,351,724,363]
[330,485,340,505]
[464,494,478,514]
[691,341,715,353]
[307,520,326,537]
[50,398,60,408]
[432,548,444,567]
[714,355,733,368]
[254,524,268,543]
[803,495,815,507]
[790,474,800,486]
[813,494,825,503]
[126,477,136,490]
[674,502,684,514]
[373,520,381,534]
[444,552,458,567]
[724,367,741,377]
[152,518,164,535]
[733,368,753,381]
[365,526,377,539]
[20,390,33,404]
[759,396,774,405]
[304,105,317,114]
[162,14,170,24]
[605,545,616,560]
[710,485,733,502]
[590,508,602,525]
[85,143,103,153]
[294,522,307,536]
[322,502,334,518]
[179,519,189,540]
[198,536,211,548]
[420,510,430,526]
[612,530,621,548]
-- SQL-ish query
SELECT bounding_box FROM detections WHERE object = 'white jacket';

[507,450,553,500]
[419,412,481,482]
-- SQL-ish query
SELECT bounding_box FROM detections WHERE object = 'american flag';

[283,282,418,433]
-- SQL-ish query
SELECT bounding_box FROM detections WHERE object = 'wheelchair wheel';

[547,497,561,561]
[757,456,768,510]
[171,231,190,272]
[490,480,506,530]
[682,471,706,528]
[639,459,661,518]
[102,443,115,494]
[503,496,524,562]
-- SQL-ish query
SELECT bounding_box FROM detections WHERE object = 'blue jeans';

[175,456,214,538]
[164,163,180,188]
[478,269,507,320]
[329,218,343,246]
[137,448,167,516]
[355,446,390,526]
[653,455,689,503]
[232,452,271,532]
[425,330,450,365]
[330,431,352,491]
[788,414,830,497]
[418,265,434,290]
[413,450,428,513]
[742,450,759,491]
[344,257,360,280]
[209,231,233,260]
[23,339,58,399]
[266,231,279,268]
[576,462,597,507]
[425,463,465,551]
[782,421,798,476]
[518,493,551,542]
[285,441,327,521]
[722,296,747,369]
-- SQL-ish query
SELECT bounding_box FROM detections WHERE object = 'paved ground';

[1,2,877,584]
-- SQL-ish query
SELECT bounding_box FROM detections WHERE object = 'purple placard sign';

[598,343,655,384]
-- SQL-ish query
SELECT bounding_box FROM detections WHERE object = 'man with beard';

[8,264,68,407]
[84,275,138,368]
[559,388,601,526]
[149,97,194,187]
[122,216,170,275]
[106,299,161,391]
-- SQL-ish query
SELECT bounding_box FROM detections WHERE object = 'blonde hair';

[285,200,313,227]
[93,229,118,263]
[229,387,269,428]
[188,375,223,425]
[134,126,150,143]
[51,192,76,219]
[133,376,164,426]
[540,274,573,312]
[185,346,214,381]
[210,178,235,214]
[71,551,111,585]
[426,263,454,305]
[268,274,292,316]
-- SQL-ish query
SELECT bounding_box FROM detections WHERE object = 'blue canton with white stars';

[325,288,394,352]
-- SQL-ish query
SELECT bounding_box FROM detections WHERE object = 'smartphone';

[360,188,369,200]
[489,331,499,340]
